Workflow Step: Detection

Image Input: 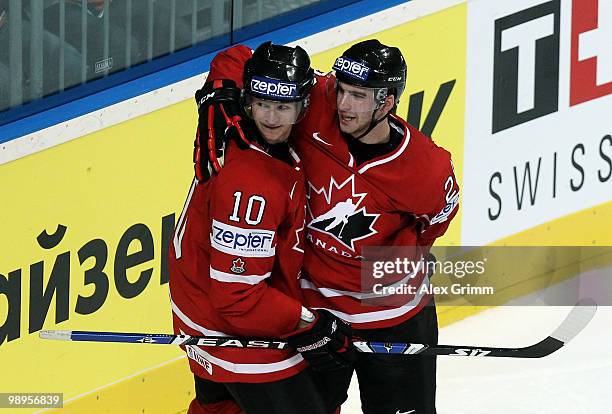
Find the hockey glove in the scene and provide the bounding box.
[284,309,356,372]
[193,79,249,183]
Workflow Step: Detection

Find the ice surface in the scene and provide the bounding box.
[343,303,611,413]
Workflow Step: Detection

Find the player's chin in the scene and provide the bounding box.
[338,121,356,135]
[339,122,366,138]
[261,126,291,144]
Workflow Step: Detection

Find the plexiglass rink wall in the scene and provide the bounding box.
[0,0,339,115]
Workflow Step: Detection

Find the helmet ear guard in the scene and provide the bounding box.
[374,88,389,108]
[295,95,311,123]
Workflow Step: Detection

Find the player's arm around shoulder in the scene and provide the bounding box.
[310,70,337,110]
[207,44,253,85]
[294,70,336,134]
[207,163,303,337]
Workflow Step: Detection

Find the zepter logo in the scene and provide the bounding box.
[211,220,275,257]
[333,57,371,81]
[250,76,298,99]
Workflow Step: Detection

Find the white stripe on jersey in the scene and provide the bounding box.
[301,275,430,323]
[289,146,301,163]
[173,178,197,259]
[186,340,304,374]
[313,300,424,324]
[210,267,271,285]
[300,272,427,300]
[170,294,230,337]
[357,118,411,174]
[171,294,304,374]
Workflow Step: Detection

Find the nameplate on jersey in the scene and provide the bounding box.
[211,220,276,257]
[430,193,459,225]
[333,57,370,81]
[251,76,298,100]
[186,345,213,375]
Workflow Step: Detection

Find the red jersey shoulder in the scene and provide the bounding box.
[402,119,452,175]
[365,116,456,214]
[312,72,333,96]
[222,142,301,187]
[392,120,453,188]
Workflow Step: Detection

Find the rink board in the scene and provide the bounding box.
[0,101,196,412]
[461,0,612,245]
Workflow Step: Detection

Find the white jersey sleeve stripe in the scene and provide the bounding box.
[186,341,304,374]
[357,118,411,174]
[300,275,429,300]
[170,293,230,337]
[172,300,304,374]
[210,267,271,285]
[313,301,424,324]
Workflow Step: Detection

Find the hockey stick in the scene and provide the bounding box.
[39,298,596,358]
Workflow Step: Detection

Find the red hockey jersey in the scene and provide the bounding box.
[294,73,459,329]
[205,45,460,330]
[168,138,308,383]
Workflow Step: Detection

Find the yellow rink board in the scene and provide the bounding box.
[0,101,197,413]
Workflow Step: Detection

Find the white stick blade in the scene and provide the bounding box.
[39,330,73,341]
[352,341,373,353]
[550,298,597,344]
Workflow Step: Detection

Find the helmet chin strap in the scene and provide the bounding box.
[353,107,389,141]
[351,88,393,141]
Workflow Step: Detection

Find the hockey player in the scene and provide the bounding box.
[169,42,354,414]
[295,39,459,414]
[197,39,459,414]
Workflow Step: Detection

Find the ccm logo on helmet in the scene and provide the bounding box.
[333,57,370,81]
[251,76,298,99]
[211,220,275,257]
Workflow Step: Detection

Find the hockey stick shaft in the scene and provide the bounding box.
[33,330,561,358]
[39,299,596,358]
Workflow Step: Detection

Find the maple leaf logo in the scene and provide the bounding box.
[306,175,379,251]
[230,258,246,274]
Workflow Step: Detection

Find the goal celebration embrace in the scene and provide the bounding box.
[39,37,599,414]
[176,37,460,414]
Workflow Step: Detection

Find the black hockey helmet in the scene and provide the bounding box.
[333,39,407,104]
[243,41,315,103]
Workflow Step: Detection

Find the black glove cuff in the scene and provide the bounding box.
[195,79,241,111]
